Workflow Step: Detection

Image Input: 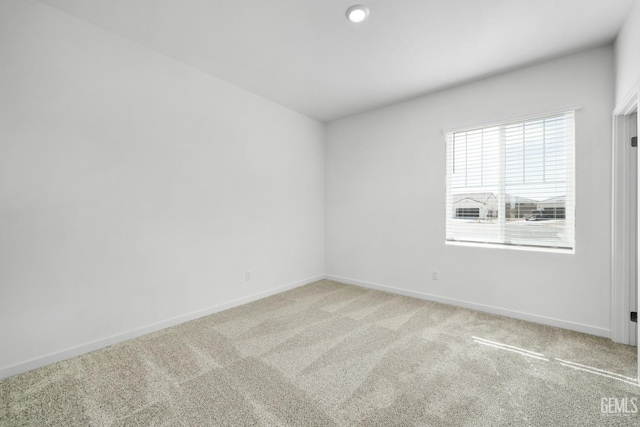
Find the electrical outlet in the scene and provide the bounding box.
[431,270,439,280]
[245,271,252,282]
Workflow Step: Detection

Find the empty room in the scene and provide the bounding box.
[2,0,640,425]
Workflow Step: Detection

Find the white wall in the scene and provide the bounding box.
[0,0,325,377]
[615,0,640,106]
[326,46,615,336]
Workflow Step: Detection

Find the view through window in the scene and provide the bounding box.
[445,111,575,250]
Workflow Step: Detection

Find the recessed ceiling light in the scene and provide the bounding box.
[346,5,370,23]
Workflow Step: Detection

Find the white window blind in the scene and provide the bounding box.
[445,111,575,250]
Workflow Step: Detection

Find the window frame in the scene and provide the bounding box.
[444,109,577,252]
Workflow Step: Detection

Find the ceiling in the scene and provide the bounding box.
[38,0,636,122]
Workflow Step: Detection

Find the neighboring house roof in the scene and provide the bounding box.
[452,192,498,205]
[453,192,538,205]
[538,195,565,204]
[505,195,538,205]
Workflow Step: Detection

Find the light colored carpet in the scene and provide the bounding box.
[1,280,639,426]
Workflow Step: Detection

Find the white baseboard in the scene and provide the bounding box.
[0,275,324,380]
[3,274,611,380]
[325,275,611,339]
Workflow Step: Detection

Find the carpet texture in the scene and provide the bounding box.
[1,280,639,426]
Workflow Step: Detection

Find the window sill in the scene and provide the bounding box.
[445,240,575,254]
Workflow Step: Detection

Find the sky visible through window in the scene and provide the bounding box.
[451,116,568,203]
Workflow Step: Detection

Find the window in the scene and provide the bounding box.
[445,111,575,250]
